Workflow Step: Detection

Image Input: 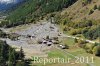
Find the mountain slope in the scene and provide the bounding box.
[0,0,99,40]
[0,0,77,27]
[60,0,100,21]
[54,0,100,40]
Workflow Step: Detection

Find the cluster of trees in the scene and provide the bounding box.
[82,0,92,6]
[0,0,77,28]
[0,29,7,38]
[0,40,29,66]
[83,43,100,56]
[83,26,100,40]
[93,5,100,11]
[55,16,100,40]
[75,39,100,56]
[0,29,20,41]
[89,5,100,15]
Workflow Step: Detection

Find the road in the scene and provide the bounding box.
[60,34,99,44]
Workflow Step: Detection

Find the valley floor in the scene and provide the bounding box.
[0,20,100,66]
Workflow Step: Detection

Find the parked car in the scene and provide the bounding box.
[58,44,69,49]
[47,42,52,46]
[43,40,47,44]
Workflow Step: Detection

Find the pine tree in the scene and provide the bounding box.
[12,49,16,65]
[8,48,16,66]
[0,40,10,66]
[94,5,97,10]
[8,48,12,66]
[19,47,25,60]
[16,61,25,66]
[0,44,4,66]
[98,25,100,43]
[98,5,100,11]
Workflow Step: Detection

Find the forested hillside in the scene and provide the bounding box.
[0,0,77,27]
[0,40,30,66]
[0,0,99,40]
[54,0,100,40]
[0,0,100,66]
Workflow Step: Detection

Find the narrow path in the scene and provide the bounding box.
[59,32,99,44]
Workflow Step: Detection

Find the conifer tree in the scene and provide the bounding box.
[8,48,15,66]
[98,5,100,10]
[94,5,97,10]
[19,47,25,60]
[0,44,4,66]
[16,61,25,66]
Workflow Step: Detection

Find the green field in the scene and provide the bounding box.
[32,37,100,66]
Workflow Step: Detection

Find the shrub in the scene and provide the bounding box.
[46,36,49,40]
[77,40,86,48]
[65,44,69,49]
[0,30,7,38]
[84,43,96,54]
[93,46,100,56]
[74,38,78,43]
[37,40,42,44]
[93,5,97,10]
[98,5,100,10]
[63,26,70,31]
[70,30,76,35]
[53,37,58,41]
[63,19,71,25]
[82,0,92,5]
[70,29,82,35]
[78,40,86,44]
[16,61,26,66]
[89,9,94,15]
